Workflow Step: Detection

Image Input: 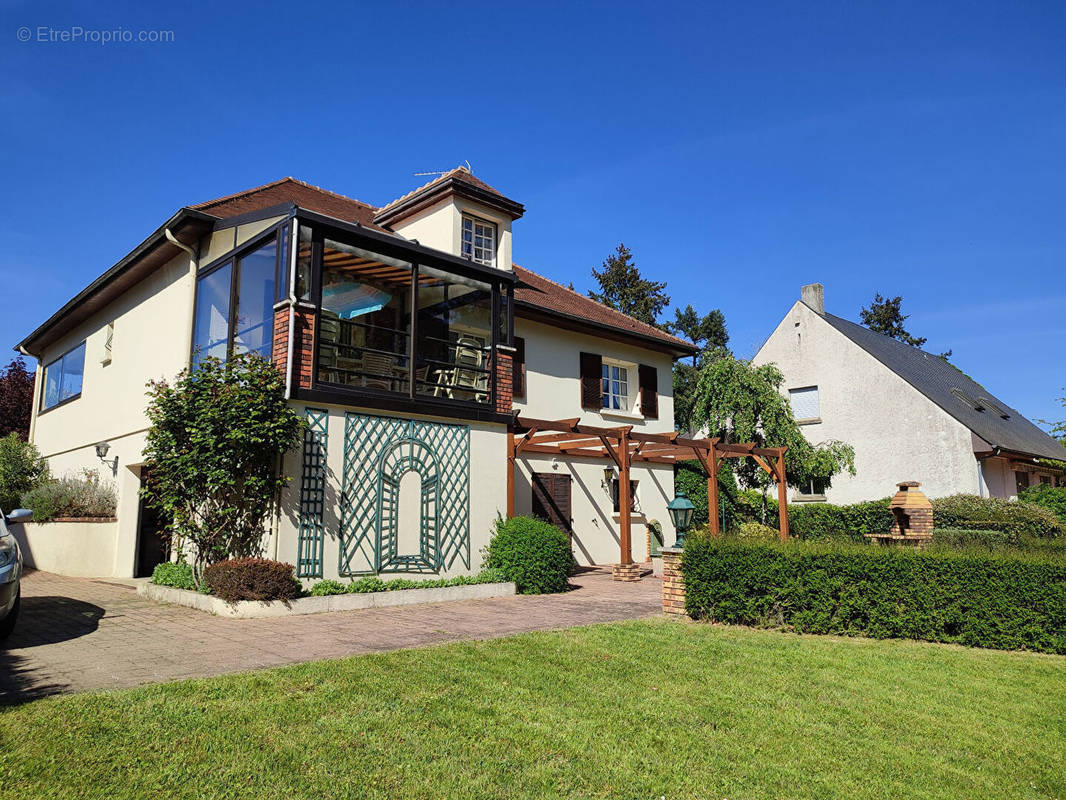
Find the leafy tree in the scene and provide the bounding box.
[0,433,48,513]
[666,305,731,433]
[860,293,951,358]
[0,357,35,440]
[141,354,304,583]
[1041,391,1066,445]
[588,243,669,326]
[691,357,855,492]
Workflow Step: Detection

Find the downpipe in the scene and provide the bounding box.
[164,227,199,367]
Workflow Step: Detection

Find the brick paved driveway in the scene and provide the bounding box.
[1,567,660,703]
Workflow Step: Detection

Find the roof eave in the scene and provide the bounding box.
[514,299,698,359]
[375,176,525,226]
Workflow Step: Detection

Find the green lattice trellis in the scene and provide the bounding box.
[297,408,328,578]
[340,413,470,575]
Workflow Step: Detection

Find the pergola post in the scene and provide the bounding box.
[618,428,632,565]
[775,448,789,541]
[707,445,720,536]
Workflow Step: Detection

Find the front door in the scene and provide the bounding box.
[531,473,573,539]
[135,490,170,579]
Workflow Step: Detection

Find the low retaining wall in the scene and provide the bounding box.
[9,519,120,578]
[138,580,517,619]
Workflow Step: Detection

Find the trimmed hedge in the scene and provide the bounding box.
[932,494,1061,538]
[309,570,509,596]
[931,527,1016,551]
[485,516,573,594]
[1019,484,1066,525]
[681,538,1066,654]
[203,558,300,603]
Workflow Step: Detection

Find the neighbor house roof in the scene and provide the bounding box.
[815,308,1066,462]
[513,265,696,356]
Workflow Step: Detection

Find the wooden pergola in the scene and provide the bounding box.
[507,414,790,565]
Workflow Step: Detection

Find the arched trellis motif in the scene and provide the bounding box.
[339,413,470,576]
[377,437,439,572]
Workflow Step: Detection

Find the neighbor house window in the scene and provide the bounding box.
[601,360,632,411]
[796,477,829,499]
[42,341,86,411]
[789,386,820,422]
[192,234,280,365]
[461,215,496,267]
[1014,471,1030,494]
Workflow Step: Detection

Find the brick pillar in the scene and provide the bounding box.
[495,344,515,415]
[661,547,686,615]
[292,307,316,390]
[272,306,290,374]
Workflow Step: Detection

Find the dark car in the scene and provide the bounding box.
[0,508,30,639]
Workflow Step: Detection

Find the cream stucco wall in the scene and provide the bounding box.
[271,404,509,581]
[753,301,981,504]
[514,318,676,433]
[10,520,121,577]
[390,197,513,272]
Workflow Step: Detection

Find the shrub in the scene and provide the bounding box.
[308,569,513,596]
[21,470,117,521]
[732,521,779,541]
[681,538,1066,654]
[151,561,197,590]
[932,494,1061,538]
[1019,485,1066,525]
[309,579,346,596]
[203,558,300,603]
[485,516,573,594]
[0,433,47,514]
[141,353,304,571]
[931,527,1016,551]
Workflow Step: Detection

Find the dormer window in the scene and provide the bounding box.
[462,215,496,267]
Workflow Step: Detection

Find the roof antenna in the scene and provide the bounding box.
[412,160,471,178]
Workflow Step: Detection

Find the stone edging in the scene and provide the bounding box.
[137,580,517,619]
[49,517,118,523]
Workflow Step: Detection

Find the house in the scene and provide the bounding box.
[753,283,1066,504]
[15,169,699,581]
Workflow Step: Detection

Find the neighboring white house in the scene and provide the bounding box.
[754,284,1066,505]
[15,169,695,580]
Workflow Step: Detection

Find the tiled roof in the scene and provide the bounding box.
[376,166,507,215]
[192,177,387,231]
[818,309,1066,461]
[513,265,696,354]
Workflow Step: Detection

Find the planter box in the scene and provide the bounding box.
[9,519,120,577]
[138,580,517,619]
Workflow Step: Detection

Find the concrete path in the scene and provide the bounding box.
[1,567,660,703]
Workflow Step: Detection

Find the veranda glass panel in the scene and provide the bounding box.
[233,240,276,360]
[192,263,232,364]
[318,239,411,392]
[414,266,492,404]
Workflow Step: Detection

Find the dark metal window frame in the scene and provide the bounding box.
[190,223,289,364]
[297,211,515,419]
[39,340,87,414]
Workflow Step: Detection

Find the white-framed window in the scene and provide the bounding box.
[789,385,820,422]
[461,215,496,267]
[601,359,632,412]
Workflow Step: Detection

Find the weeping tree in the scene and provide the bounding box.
[141,354,304,584]
[692,357,855,501]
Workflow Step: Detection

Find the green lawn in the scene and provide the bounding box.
[2,620,1063,799]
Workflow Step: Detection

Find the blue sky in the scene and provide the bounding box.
[2,0,1064,427]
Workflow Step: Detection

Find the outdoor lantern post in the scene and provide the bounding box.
[667,491,696,548]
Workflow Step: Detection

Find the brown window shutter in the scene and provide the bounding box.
[579,352,602,410]
[638,364,658,419]
[512,336,526,398]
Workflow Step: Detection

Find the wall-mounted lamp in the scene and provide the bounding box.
[95,441,118,477]
[602,465,616,488]
[550,457,558,470]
